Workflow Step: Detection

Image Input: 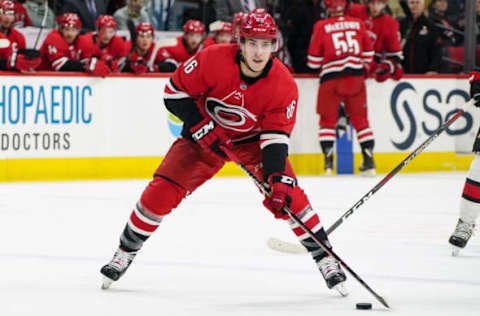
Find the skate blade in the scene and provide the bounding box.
[451,246,461,257]
[333,283,349,297]
[325,168,333,176]
[101,276,114,290]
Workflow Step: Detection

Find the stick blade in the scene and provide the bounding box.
[266,237,307,254]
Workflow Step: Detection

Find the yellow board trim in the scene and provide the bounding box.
[0,152,475,182]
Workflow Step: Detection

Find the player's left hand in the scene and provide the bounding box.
[86,57,111,77]
[263,173,296,220]
[190,118,233,159]
[374,62,390,82]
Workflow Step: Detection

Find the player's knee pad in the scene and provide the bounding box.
[288,186,311,216]
[460,155,480,222]
[140,176,186,216]
[468,155,480,181]
[349,115,369,132]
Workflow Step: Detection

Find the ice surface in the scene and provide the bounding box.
[1,172,479,315]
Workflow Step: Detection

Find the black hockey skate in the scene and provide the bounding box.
[449,218,475,256]
[100,248,137,289]
[359,150,376,176]
[324,154,334,175]
[317,256,348,296]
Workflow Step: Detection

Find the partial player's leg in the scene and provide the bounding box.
[449,155,480,256]
[342,76,375,175]
[101,138,224,288]
[236,143,347,295]
[317,79,343,174]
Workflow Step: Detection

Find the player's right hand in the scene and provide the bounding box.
[263,173,296,220]
[190,118,233,159]
[86,57,111,77]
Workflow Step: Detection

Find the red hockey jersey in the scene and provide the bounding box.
[39,30,94,71]
[3,27,25,52]
[85,32,128,61]
[13,2,32,27]
[470,72,480,83]
[164,44,298,148]
[0,32,13,59]
[158,36,215,67]
[347,4,402,62]
[307,15,373,82]
[125,40,163,68]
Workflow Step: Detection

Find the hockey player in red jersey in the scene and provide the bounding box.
[39,13,110,77]
[157,19,214,72]
[0,32,39,71]
[210,21,233,44]
[232,11,246,42]
[86,15,127,72]
[347,0,403,82]
[449,72,480,256]
[12,0,31,27]
[101,11,348,295]
[307,0,376,175]
[0,1,25,52]
[123,22,163,74]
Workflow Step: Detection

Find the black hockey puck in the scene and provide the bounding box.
[356,303,372,310]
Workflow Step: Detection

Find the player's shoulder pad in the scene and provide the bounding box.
[270,59,298,93]
[43,30,68,49]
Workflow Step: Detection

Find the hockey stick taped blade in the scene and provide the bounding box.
[267,237,308,254]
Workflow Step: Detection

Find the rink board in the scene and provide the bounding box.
[0,73,476,181]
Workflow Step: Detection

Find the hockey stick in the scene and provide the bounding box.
[33,0,49,50]
[268,99,475,254]
[223,148,390,309]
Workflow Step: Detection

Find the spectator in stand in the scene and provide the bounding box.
[156,19,214,72]
[86,15,127,72]
[0,1,25,52]
[11,0,32,27]
[39,13,110,77]
[0,32,40,71]
[477,0,480,43]
[209,20,233,44]
[113,0,151,30]
[24,0,56,28]
[399,0,442,74]
[428,0,458,46]
[61,0,107,32]
[123,22,162,74]
[287,0,326,73]
[215,0,266,22]
[107,0,126,15]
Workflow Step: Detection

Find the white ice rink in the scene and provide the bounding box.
[1,172,479,316]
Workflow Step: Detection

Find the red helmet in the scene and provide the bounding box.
[0,1,15,15]
[57,13,82,29]
[251,8,267,14]
[96,15,117,30]
[183,19,205,34]
[136,22,154,35]
[215,21,233,34]
[233,12,246,30]
[240,11,278,40]
[324,0,348,13]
